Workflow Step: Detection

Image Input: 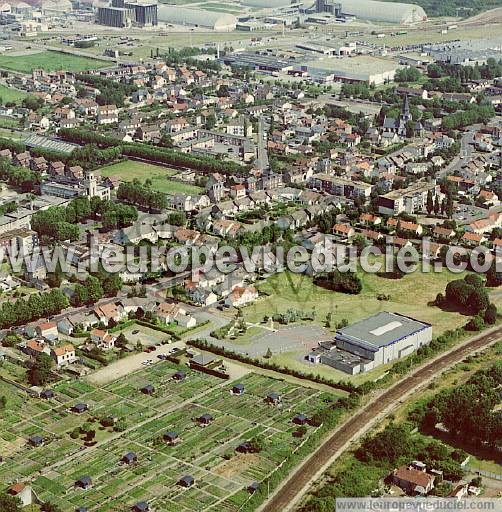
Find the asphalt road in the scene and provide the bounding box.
[259,325,502,512]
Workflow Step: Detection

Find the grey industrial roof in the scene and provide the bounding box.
[336,312,430,350]
[24,134,79,154]
[157,5,237,30]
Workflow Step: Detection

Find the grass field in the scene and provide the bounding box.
[99,160,203,196]
[0,364,336,511]
[235,268,476,384]
[243,268,469,334]
[0,51,108,73]
[0,83,27,104]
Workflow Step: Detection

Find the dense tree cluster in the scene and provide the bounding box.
[314,270,362,295]
[32,196,137,242]
[441,274,491,315]
[76,74,137,107]
[411,362,502,449]
[27,352,53,386]
[0,289,68,329]
[0,156,39,192]
[117,179,168,211]
[428,59,502,81]
[442,103,495,131]
[394,67,422,83]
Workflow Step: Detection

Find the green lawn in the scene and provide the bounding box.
[99,160,203,196]
[244,268,468,335]
[0,117,20,129]
[0,51,108,73]
[0,83,27,104]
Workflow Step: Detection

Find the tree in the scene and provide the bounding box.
[426,190,434,215]
[0,395,6,410]
[467,288,489,315]
[101,272,122,297]
[28,353,53,386]
[446,194,454,219]
[484,303,497,324]
[433,196,440,216]
[486,260,502,287]
[0,493,22,512]
[84,276,104,304]
[466,315,485,331]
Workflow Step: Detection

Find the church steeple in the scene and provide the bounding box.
[400,94,412,122]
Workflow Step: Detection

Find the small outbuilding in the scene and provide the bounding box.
[163,431,179,444]
[40,389,54,400]
[292,413,309,425]
[141,384,155,395]
[71,403,88,414]
[265,392,281,404]
[173,370,186,381]
[197,413,214,426]
[121,452,138,465]
[178,475,195,488]
[29,435,44,447]
[132,502,150,512]
[232,383,245,395]
[75,476,92,490]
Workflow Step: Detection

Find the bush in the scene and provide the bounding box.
[465,315,484,331]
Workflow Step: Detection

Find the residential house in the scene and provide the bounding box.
[392,465,435,496]
[90,328,116,350]
[94,302,126,326]
[50,344,76,367]
[332,223,355,240]
[36,321,58,342]
[225,285,258,308]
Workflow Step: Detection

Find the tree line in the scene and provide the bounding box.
[0,289,68,329]
[58,128,248,176]
[117,180,167,211]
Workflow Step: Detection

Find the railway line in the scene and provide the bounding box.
[260,326,502,512]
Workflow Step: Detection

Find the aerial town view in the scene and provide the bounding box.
[0,0,501,510]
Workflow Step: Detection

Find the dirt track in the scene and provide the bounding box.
[260,326,502,512]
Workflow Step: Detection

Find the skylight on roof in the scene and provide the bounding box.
[369,321,402,336]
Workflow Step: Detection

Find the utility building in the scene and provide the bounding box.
[308,312,432,375]
[335,312,432,368]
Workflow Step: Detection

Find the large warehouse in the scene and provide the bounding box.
[242,0,306,7]
[242,0,426,24]
[157,5,237,31]
[307,312,432,375]
[335,0,426,24]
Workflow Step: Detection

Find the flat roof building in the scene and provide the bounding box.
[335,312,432,373]
[157,5,236,31]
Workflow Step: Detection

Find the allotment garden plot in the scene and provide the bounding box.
[0,362,332,511]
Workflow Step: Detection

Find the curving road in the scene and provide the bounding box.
[259,325,502,512]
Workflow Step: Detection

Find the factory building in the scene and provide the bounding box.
[337,0,426,24]
[157,5,236,31]
[97,6,134,27]
[308,312,432,375]
[97,0,157,27]
[315,0,341,15]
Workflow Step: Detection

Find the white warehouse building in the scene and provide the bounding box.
[335,312,432,371]
[308,312,432,374]
[157,5,237,31]
[338,0,427,24]
[242,0,426,24]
